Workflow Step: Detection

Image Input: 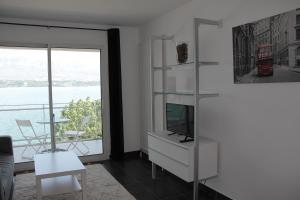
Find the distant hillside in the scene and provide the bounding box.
[0,80,100,88]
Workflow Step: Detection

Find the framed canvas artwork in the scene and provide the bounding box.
[233,8,300,83]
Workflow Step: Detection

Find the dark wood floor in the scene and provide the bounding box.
[102,156,231,200]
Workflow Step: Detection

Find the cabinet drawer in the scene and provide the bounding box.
[148,135,190,166]
[149,149,191,182]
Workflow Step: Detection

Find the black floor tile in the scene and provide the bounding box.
[102,157,230,200]
[160,193,210,200]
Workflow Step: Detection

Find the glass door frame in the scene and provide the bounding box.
[0,42,110,171]
[48,44,111,164]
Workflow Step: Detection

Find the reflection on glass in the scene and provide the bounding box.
[0,47,50,163]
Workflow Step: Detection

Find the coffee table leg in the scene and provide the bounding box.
[36,176,42,200]
[81,171,87,200]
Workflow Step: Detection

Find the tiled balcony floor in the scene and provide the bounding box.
[13,139,103,163]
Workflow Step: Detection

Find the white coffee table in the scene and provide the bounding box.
[34,151,86,200]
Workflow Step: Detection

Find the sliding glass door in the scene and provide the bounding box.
[51,48,103,156]
[0,45,104,164]
[0,46,51,163]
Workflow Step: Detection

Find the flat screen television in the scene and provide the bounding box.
[166,103,194,143]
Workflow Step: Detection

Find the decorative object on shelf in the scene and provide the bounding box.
[176,42,188,64]
[233,8,300,84]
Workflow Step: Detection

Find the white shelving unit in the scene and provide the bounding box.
[149,18,222,200]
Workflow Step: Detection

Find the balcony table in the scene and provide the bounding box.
[36,119,70,152]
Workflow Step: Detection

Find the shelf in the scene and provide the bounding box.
[198,91,219,98]
[153,61,219,70]
[41,175,81,196]
[153,91,219,98]
[153,91,194,96]
[199,61,219,65]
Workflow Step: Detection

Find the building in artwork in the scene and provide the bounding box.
[288,8,300,67]
[276,12,289,66]
[270,8,300,68]
[270,14,281,64]
[253,8,300,68]
[232,24,255,80]
[254,17,271,49]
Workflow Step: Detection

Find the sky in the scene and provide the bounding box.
[0,47,101,82]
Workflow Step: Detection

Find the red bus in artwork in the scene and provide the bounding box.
[256,44,273,76]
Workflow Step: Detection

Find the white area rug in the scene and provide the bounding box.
[13,164,136,200]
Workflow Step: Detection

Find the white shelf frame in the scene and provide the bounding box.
[150,18,222,200]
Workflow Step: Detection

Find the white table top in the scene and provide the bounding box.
[34,151,85,178]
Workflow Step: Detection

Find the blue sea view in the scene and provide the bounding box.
[0,86,101,144]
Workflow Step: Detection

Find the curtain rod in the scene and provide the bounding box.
[0,21,108,31]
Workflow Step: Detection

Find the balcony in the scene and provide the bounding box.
[0,101,103,163]
[13,139,103,163]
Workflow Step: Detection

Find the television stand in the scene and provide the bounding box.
[147,131,218,182]
[180,136,194,143]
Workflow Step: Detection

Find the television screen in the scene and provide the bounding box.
[166,103,194,139]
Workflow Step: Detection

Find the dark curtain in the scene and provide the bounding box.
[107,28,124,160]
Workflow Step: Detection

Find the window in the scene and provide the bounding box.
[297,15,300,25]
[297,47,300,56]
[297,29,300,41]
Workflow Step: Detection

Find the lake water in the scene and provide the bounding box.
[0,86,101,143]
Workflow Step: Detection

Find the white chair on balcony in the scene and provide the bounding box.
[64,116,90,155]
[16,119,48,160]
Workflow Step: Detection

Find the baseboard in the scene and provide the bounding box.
[198,183,232,200]
[124,151,141,159]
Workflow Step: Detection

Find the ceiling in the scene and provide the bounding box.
[0,0,191,26]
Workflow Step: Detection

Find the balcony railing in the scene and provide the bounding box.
[0,101,102,147]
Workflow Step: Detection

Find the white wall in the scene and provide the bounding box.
[120,27,141,152]
[0,18,141,153]
[139,0,300,199]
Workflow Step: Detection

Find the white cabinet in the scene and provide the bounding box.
[148,131,218,182]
